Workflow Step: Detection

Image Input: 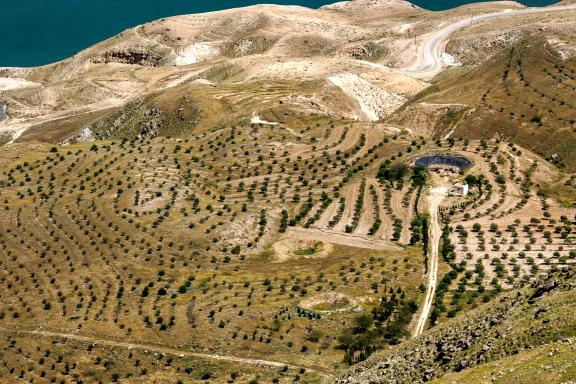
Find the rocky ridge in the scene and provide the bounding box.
[334,267,576,384]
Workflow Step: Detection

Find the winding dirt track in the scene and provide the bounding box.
[413,186,447,337]
[401,4,576,77]
[0,327,333,380]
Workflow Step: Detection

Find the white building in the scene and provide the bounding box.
[450,183,469,197]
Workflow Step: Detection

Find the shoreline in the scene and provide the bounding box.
[0,0,561,69]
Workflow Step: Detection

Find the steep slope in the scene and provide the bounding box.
[392,36,576,170]
[430,341,576,384]
[334,267,576,383]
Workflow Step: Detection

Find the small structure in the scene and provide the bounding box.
[449,183,469,197]
[429,164,460,176]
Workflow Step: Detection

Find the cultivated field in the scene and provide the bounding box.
[1,1,576,382]
[1,112,574,381]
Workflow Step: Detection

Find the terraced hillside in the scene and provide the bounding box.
[397,38,576,171]
[1,113,575,382]
[334,267,576,384]
[0,124,430,383]
[1,1,576,383]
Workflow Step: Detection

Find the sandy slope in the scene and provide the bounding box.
[0,77,40,91]
[1,1,574,143]
[328,73,406,121]
[174,43,220,66]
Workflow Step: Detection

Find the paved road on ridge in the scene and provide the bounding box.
[408,3,576,337]
[401,4,576,77]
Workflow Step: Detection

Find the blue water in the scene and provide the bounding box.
[0,0,559,68]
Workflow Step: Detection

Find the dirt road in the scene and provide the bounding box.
[287,227,402,251]
[413,186,447,337]
[0,327,333,380]
[401,4,576,78]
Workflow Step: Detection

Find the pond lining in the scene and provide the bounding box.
[415,154,472,169]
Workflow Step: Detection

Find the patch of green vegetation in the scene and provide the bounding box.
[349,41,390,63]
[337,288,419,365]
[294,246,320,256]
[255,248,274,260]
[433,107,468,138]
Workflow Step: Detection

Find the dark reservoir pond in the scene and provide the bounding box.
[415,155,472,169]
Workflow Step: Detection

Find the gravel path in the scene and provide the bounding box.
[414,185,447,337]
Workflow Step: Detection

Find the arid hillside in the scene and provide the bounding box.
[1,1,576,383]
[334,267,576,384]
[4,0,573,150]
[394,37,576,171]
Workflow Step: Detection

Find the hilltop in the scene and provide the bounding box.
[0,2,535,136]
[1,1,574,164]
